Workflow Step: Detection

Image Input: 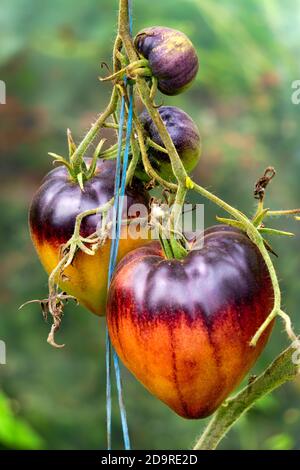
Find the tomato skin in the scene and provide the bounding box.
[29,160,149,316]
[140,106,201,181]
[135,27,199,95]
[107,226,274,418]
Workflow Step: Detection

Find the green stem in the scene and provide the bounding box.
[171,184,187,228]
[136,77,187,183]
[193,343,299,450]
[99,142,125,159]
[191,182,282,346]
[267,209,300,217]
[169,184,188,259]
[147,138,168,154]
[100,59,150,82]
[70,87,119,172]
[103,122,126,130]
[113,34,123,73]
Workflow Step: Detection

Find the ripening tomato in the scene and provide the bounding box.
[29,160,149,315]
[140,106,201,181]
[134,26,199,95]
[107,225,274,418]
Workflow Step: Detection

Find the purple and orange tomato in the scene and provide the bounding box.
[29,159,149,316]
[107,226,274,418]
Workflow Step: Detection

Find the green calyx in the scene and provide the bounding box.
[159,232,188,261]
[99,58,152,83]
[49,130,107,190]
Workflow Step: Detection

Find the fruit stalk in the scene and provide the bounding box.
[193,343,299,450]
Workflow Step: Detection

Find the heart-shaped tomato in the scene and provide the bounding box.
[29,159,149,316]
[107,226,274,418]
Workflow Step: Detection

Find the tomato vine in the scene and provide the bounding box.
[27,0,300,450]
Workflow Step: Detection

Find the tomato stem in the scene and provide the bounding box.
[70,87,119,176]
[267,208,300,217]
[99,59,150,83]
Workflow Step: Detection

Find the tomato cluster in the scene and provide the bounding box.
[30,24,274,419]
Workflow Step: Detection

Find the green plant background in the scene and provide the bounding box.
[0,0,300,450]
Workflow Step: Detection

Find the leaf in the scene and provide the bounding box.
[76,172,85,191]
[264,433,294,451]
[159,233,174,260]
[67,128,77,157]
[87,138,106,178]
[0,392,44,449]
[259,227,295,237]
[252,208,269,227]
[170,237,188,260]
[216,216,244,230]
[48,153,73,173]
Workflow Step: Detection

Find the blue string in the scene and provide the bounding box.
[105,87,126,452]
[111,88,133,451]
[113,89,134,270]
[105,330,112,450]
[113,350,130,449]
[109,98,126,267]
[105,0,133,450]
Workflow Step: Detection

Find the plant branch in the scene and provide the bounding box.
[193,343,299,450]
[267,209,300,217]
[70,87,119,171]
[190,182,283,347]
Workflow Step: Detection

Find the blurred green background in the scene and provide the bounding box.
[0,0,300,450]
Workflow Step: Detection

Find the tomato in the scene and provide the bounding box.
[107,226,274,418]
[140,106,201,181]
[134,26,199,95]
[29,159,149,316]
